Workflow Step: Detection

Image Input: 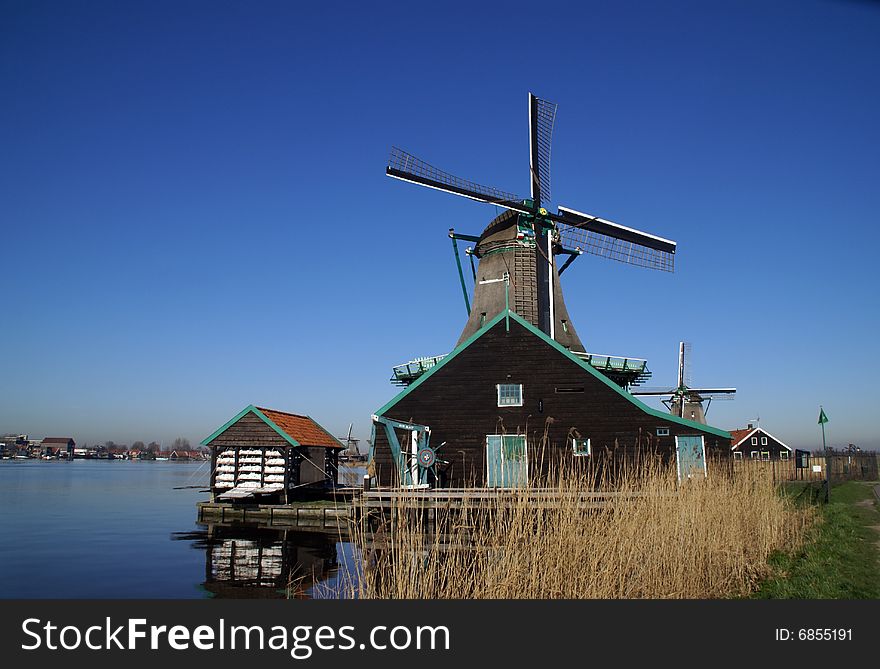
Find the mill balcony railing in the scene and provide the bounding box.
[391,351,651,388]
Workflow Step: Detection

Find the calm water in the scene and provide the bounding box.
[0,460,354,598]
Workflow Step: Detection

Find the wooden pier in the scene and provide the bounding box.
[197,500,352,534]
[197,487,643,536]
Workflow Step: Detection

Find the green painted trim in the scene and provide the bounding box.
[374,311,509,417]
[201,404,258,445]
[374,310,731,440]
[252,406,303,448]
[450,234,471,316]
[200,404,302,448]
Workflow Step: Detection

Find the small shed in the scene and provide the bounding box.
[40,437,75,458]
[202,405,344,502]
[729,425,792,461]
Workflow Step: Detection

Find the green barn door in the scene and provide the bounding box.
[486,435,528,488]
[675,435,706,481]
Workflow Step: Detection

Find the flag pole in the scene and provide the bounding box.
[819,405,829,503]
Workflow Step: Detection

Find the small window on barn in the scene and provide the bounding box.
[555,386,584,394]
[733,451,743,460]
[760,451,770,461]
[497,383,523,407]
[780,451,789,460]
[761,436,768,446]
[656,427,670,436]
[750,450,759,459]
[751,436,758,446]
[572,438,591,457]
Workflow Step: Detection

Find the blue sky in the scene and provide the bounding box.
[1,0,878,450]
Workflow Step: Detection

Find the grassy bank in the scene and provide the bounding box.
[753,481,880,599]
[342,461,810,599]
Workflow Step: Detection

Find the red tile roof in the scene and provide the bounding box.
[257,407,343,449]
[728,428,755,449]
[41,437,74,444]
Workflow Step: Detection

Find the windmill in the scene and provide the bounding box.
[337,423,361,461]
[386,93,677,357]
[631,342,736,423]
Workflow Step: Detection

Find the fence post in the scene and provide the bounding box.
[822,448,831,504]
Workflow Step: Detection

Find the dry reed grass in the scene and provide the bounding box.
[338,455,812,599]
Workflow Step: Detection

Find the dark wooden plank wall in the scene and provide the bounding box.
[207,411,290,449]
[300,446,329,485]
[374,318,730,487]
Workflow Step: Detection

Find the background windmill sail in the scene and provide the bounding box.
[386,92,678,357]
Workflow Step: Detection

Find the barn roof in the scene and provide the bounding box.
[374,310,731,440]
[41,437,74,444]
[201,405,344,449]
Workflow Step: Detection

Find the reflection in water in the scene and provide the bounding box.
[173,526,359,599]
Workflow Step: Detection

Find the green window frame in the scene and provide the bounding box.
[572,438,591,457]
[497,383,523,407]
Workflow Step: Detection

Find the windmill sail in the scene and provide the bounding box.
[387,147,528,212]
[529,94,557,205]
[554,206,676,272]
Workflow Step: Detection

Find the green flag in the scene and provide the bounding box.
[818,407,829,425]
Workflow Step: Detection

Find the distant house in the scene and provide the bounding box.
[170,450,206,461]
[729,425,792,461]
[202,405,344,503]
[40,437,75,458]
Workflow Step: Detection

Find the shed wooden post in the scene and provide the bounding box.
[210,445,218,501]
[283,448,291,505]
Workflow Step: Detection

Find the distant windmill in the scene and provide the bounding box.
[337,423,361,460]
[386,93,677,356]
[631,342,736,423]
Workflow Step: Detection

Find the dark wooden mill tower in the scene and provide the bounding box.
[387,93,677,359]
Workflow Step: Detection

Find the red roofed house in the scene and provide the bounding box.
[202,405,344,503]
[729,423,792,461]
[40,437,75,459]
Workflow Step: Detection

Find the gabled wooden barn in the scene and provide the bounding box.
[202,405,344,503]
[728,425,792,461]
[369,311,731,488]
[40,437,75,458]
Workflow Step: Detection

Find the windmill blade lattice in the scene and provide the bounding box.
[557,222,675,272]
[532,96,557,202]
[387,147,528,212]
